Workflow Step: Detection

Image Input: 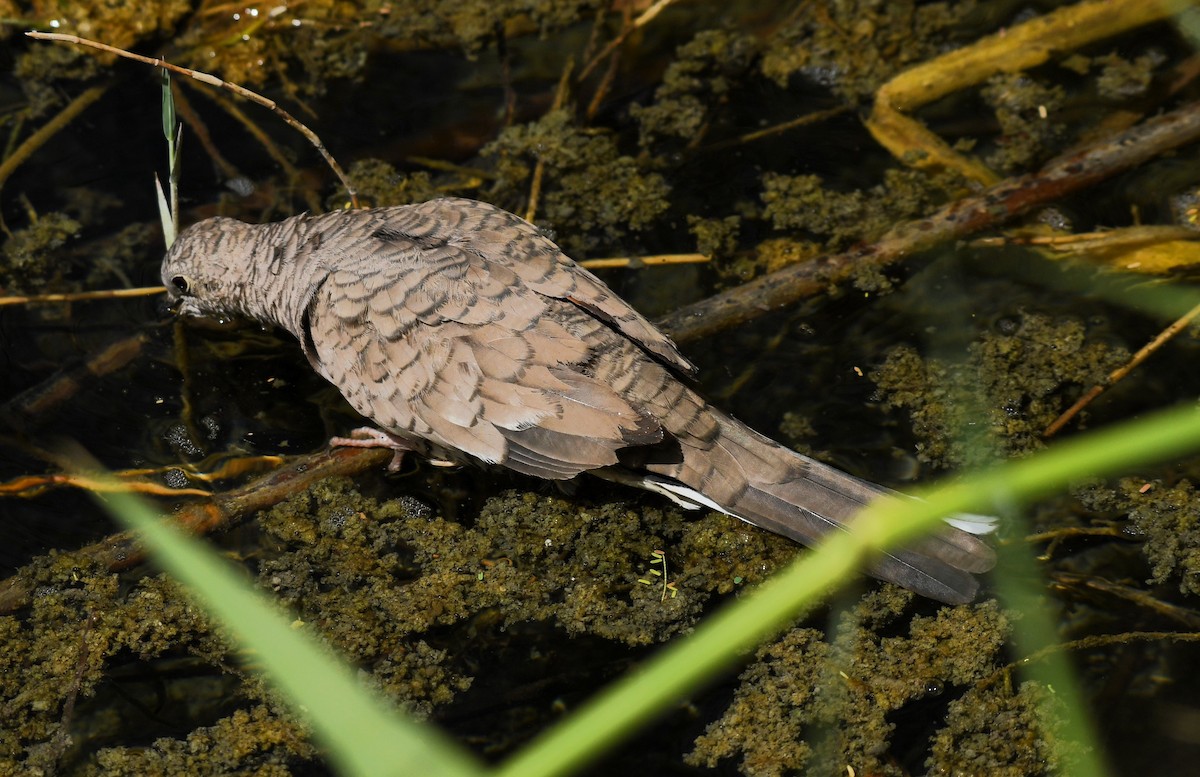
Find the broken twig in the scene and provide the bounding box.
[1042,300,1200,437]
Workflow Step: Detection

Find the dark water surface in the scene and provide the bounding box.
[3,2,1200,775]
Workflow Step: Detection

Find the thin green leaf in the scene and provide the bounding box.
[171,123,183,177]
[160,68,175,143]
[91,484,485,777]
[169,124,182,239]
[155,173,175,250]
[497,401,1200,777]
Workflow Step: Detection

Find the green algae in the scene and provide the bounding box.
[687,214,741,261]
[872,311,1130,469]
[258,476,797,650]
[760,167,960,252]
[11,0,186,116]
[0,472,801,768]
[1094,50,1166,100]
[629,28,758,148]
[980,73,1068,173]
[0,552,244,774]
[719,236,823,285]
[12,42,104,120]
[87,705,316,776]
[0,212,79,293]
[687,592,1019,777]
[759,1,978,101]
[23,0,191,55]
[339,160,441,210]
[1078,477,1200,598]
[929,680,1081,777]
[0,473,1016,773]
[483,108,671,254]
[1061,49,1166,101]
[2,1,1196,774]
[163,1,598,93]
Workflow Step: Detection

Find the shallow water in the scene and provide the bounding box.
[2,2,1200,775]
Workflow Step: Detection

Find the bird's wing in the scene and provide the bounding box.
[302,201,672,478]
[388,198,696,375]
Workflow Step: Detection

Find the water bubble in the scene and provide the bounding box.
[163,468,190,489]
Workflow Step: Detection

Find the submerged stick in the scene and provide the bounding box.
[578,0,678,81]
[658,100,1200,344]
[524,57,574,224]
[0,332,149,432]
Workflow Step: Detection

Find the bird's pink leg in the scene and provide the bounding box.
[330,427,412,471]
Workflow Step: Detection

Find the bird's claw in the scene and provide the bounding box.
[330,427,411,471]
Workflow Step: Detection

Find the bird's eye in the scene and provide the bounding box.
[170,275,191,294]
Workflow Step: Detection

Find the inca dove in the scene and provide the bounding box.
[162,197,994,603]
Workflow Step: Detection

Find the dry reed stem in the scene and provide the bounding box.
[700,106,852,154]
[866,0,1190,184]
[580,253,707,269]
[25,31,359,208]
[0,287,164,306]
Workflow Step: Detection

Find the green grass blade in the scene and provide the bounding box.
[160,69,175,144]
[92,485,485,777]
[158,67,180,246]
[497,401,1200,777]
[994,515,1111,776]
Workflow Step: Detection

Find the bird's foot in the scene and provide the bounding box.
[330,427,412,471]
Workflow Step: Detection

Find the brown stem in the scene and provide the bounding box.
[195,83,324,214]
[495,21,517,128]
[1049,573,1200,630]
[578,0,678,81]
[585,31,623,122]
[170,84,243,183]
[698,105,852,154]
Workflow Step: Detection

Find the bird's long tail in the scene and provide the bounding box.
[622,405,995,604]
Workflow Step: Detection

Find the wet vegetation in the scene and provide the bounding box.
[2,0,1200,774]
